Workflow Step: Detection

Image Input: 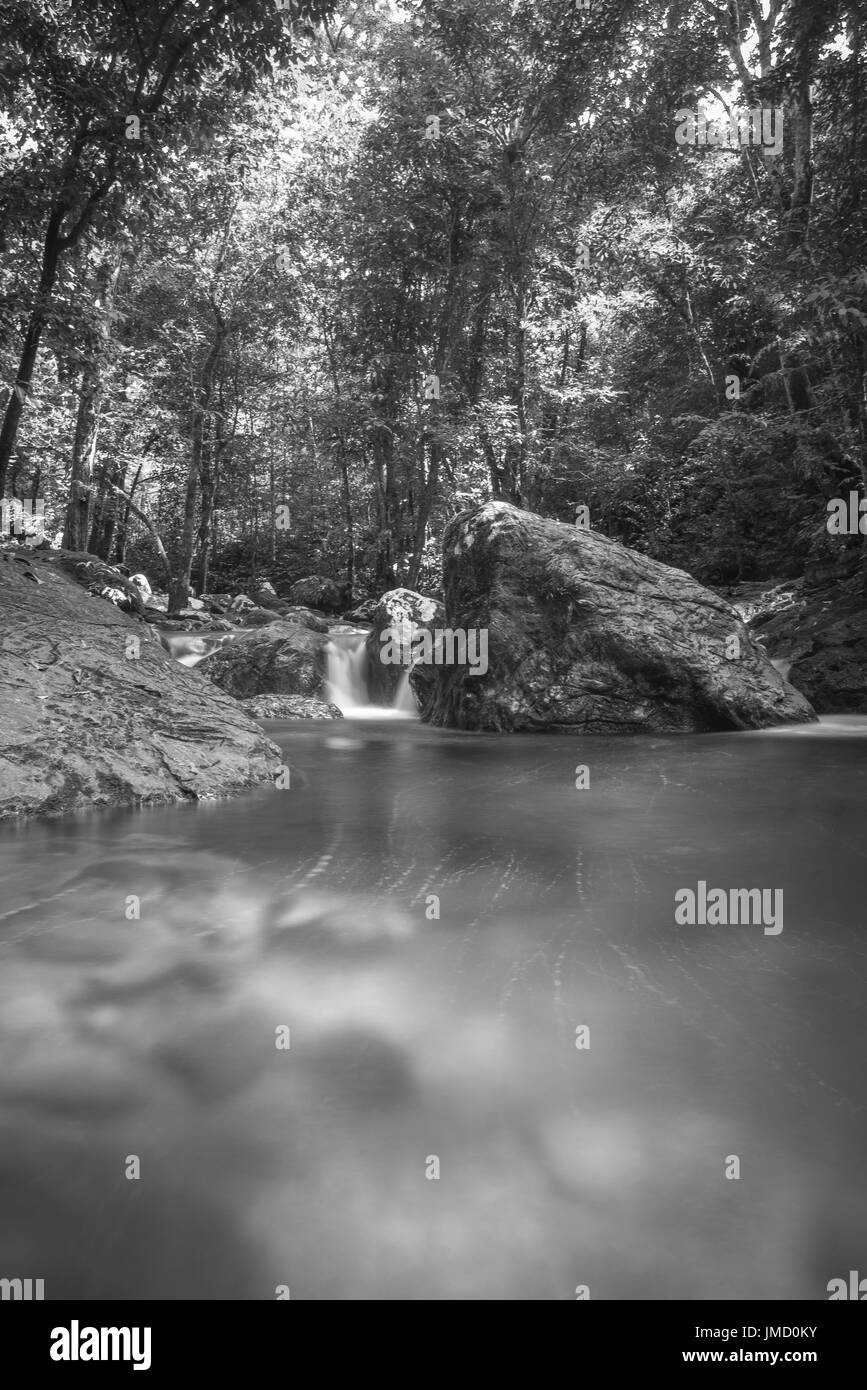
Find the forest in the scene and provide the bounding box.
[2,0,864,610]
[1,0,867,1318]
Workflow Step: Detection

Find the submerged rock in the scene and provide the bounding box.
[418,501,816,733]
[0,546,281,821]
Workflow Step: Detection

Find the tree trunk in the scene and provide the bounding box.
[106,479,171,582]
[196,408,222,595]
[338,446,355,597]
[788,75,814,248]
[89,460,124,558]
[63,256,123,549]
[109,462,139,564]
[407,437,440,590]
[0,212,64,496]
[65,381,101,550]
[169,325,224,612]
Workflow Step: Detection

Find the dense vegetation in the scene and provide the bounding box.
[1,0,865,608]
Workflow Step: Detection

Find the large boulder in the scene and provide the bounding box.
[288,575,349,614]
[0,546,281,821]
[198,621,329,699]
[416,502,816,733]
[365,588,445,704]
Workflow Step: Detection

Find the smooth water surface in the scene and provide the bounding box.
[1,717,865,1299]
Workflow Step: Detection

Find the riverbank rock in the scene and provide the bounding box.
[0,547,282,821]
[239,695,343,719]
[365,588,445,704]
[198,621,329,699]
[288,576,350,614]
[417,502,816,733]
[743,559,867,713]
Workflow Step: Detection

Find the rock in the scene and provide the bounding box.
[229,604,327,632]
[250,588,286,614]
[157,616,210,632]
[239,695,344,719]
[229,594,254,611]
[128,572,152,598]
[281,607,330,633]
[238,606,287,627]
[200,592,232,613]
[365,588,445,704]
[0,548,282,821]
[345,599,377,622]
[288,575,350,614]
[416,501,816,733]
[747,568,867,713]
[198,621,330,699]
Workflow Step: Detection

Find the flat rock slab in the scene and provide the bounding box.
[0,547,281,821]
[419,501,817,733]
[239,695,343,719]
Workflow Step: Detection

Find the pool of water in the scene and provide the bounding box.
[1,716,865,1299]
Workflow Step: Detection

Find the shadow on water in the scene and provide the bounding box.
[1,716,866,1298]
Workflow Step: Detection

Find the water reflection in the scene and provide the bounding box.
[1,718,866,1299]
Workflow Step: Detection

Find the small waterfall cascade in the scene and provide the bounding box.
[158,630,235,667]
[325,631,418,718]
[161,625,418,718]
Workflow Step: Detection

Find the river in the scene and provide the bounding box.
[1,710,865,1299]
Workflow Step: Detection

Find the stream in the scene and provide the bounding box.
[1,630,865,1299]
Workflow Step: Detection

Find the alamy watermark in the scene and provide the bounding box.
[826,492,867,535]
[675,881,783,935]
[827,1270,867,1299]
[675,106,783,159]
[380,624,488,676]
[50,1321,151,1371]
[0,1276,44,1299]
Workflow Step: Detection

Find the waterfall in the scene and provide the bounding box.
[158,630,234,666]
[325,632,417,718]
[162,625,418,718]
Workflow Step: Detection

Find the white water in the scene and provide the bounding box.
[161,624,416,717]
[325,632,418,719]
[159,630,235,667]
